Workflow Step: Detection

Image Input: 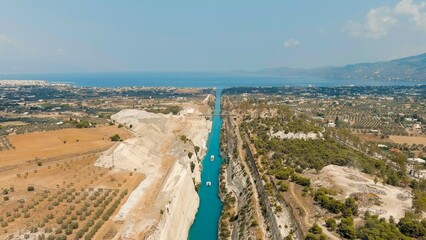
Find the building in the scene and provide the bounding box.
[408,157,426,164]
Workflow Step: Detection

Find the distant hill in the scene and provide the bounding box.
[258,53,426,82]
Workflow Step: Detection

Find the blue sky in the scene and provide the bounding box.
[1,0,426,72]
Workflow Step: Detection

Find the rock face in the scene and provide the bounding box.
[95,108,211,240]
[270,131,322,140]
[146,160,199,240]
[218,110,271,240]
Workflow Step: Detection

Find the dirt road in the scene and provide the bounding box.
[289,183,340,240]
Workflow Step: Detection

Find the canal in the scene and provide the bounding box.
[188,89,223,240]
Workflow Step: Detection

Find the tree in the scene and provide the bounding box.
[304,232,319,240]
[110,134,121,142]
[344,197,358,216]
[386,171,400,186]
[412,190,426,212]
[389,216,396,225]
[358,214,409,240]
[338,217,356,239]
[325,218,336,231]
[397,212,426,238]
[309,223,322,234]
[180,135,188,143]
[291,174,311,187]
[393,152,408,182]
[75,120,90,128]
[194,146,200,155]
[188,152,193,159]
[190,162,195,173]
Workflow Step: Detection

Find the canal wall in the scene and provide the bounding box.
[146,160,200,240]
[218,99,269,240]
[243,141,284,240]
[243,135,303,240]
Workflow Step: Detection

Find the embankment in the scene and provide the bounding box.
[95,105,212,240]
[218,98,269,240]
[219,96,302,240]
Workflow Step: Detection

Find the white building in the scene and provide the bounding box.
[327,122,336,128]
[408,158,426,164]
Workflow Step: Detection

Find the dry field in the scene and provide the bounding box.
[0,125,131,168]
[0,126,145,240]
[389,135,426,145]
[174,88,204,94]
[355,133,390,143]
[0,121,28,127]
[355,133,426,146]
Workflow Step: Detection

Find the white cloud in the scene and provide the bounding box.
[344,7,397,39]
[284,39,300,48]
[344,0,426,39]
[395,0,426,30]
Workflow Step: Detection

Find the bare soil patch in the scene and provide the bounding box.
[0,126,131,167]
[0,121,28,126]
[355,133,391,143]
[356,134,426,146]
[174,88,203,94]
[305,165,412,221]
[389,135,426,145]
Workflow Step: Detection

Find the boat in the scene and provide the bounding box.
[210,155,214,161]
[206,181,212,186]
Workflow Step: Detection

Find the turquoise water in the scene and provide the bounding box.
[188,89,223,240]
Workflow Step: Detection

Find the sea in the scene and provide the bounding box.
[0,72,424,88]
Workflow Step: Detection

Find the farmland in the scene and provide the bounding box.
[389,135,426,145]
[223,85,425,137]
[0,126,144,240]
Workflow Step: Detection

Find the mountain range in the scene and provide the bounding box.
[256,53,426,82]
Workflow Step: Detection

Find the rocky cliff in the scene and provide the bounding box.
[94,107,211,240]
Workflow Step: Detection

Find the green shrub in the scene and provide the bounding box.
[338,217,356,239]
[110,134,121,142]
[309,223,322,235]
[325,218,336,231]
